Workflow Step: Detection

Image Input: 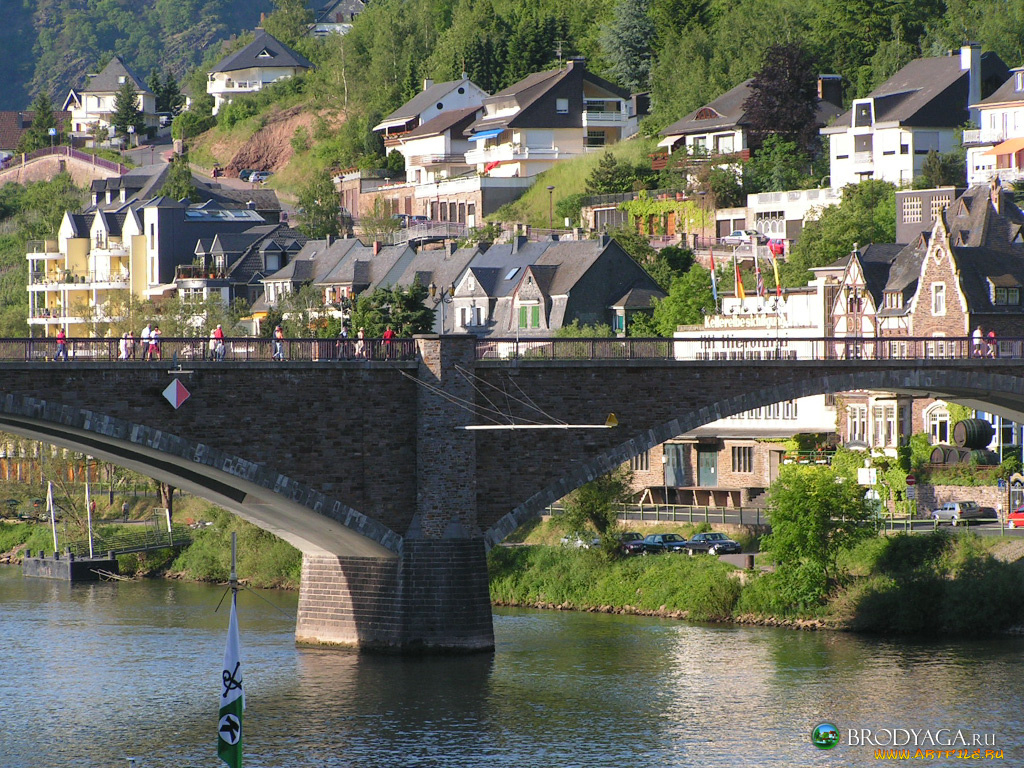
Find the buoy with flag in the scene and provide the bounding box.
[218,532,245,768]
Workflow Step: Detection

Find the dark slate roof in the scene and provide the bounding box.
[0,111,71,152]
[315,0,365,22]
[826,52,1009,130]
[975,68,1024,107]
[378,79,471,125]
[879,236,929,316]
[612,287,662,309]
[211,30,313,75]
[194,180,281,213]
[83,56,151,95]
[380,244,480,294]
[466,61,628,134]
[404,106,480,139]
[856,243,907,307]
[660,79,843,137]
[224,224,308,284]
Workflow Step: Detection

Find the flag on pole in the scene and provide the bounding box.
[218,592,244,768]
[769,251,782,298]
[708,246,718,305]
[755,253,767,299]
[733,250,745,299]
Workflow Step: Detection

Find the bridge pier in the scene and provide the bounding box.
[295,336,495,652]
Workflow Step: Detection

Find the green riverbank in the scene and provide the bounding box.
[4,510,1024,636]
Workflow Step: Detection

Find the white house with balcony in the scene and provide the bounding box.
[822,45,1008,188]
[63,57,157,139]
[965,67,1024,184]
[373,76,488,144]
[207,29,313,115]
[463,58,633,179]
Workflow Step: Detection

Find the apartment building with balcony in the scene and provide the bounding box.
[27,200,266,337]
[822,45,1008,188]
[965,67,1024,185]
[464,58,634,179]
[207,29,313,115]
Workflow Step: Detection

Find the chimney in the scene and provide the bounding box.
[326,233,333,247]
[962,43,982,125]
[567,56,586,71]
[512,235,528,253]
[817,75,843,109]
[599,232,610,247]
[423,78,434,91]
[991,178,1003,213]
[447,241,457,256]
[373,240,381,255]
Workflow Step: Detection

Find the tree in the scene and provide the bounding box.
[280,283,338,338]
[350,281,433,337]
[297,169,342,239]
[586,152,657,195]
[743,135,816,194]
[159,154,200,202]
[110,78,145,145]
[645,245,694,290]
[914,150,966,189]
[16,92,58,153]
[601,0,656,92]
[649,265,714,335]
[761,464,872,605]
[262,0,315,49]
[743,43,821,155]
[560,466,635,555]
[360,195,400,242]
[783,179,896,285]
[555,319,615,337]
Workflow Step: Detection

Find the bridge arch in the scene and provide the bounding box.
[482,365,1024,547]
[0,392,399,558]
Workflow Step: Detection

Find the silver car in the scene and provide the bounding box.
[930,500,985,526]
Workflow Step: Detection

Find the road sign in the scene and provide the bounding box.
[48,128,56,136]
[906,474,916,486]
[906,486,917,500]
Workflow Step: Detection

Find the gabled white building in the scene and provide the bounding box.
[207,30,313,115]
[965,67,1024,185]
[63,57,157,139]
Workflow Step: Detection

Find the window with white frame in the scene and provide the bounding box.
[994,286,1021,305]
[872,405,897,447]
[928,407,949,444]
[931,283,945,315]
[555,98,569,114]
[731,446,753,473]
[902,197,922,223]
[848,405,868,442]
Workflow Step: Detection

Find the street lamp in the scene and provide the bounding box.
[547,185,555,230]
[429,281,454,334]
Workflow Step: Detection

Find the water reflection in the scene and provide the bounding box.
[1,568,1022,768]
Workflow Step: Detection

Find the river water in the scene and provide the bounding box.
[1,566,1022,768]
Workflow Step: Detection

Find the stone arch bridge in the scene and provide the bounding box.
[3,336,1023,652]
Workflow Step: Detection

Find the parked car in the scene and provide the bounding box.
[767,237,785,256]
[721,229,767,246]
[238,169,257,182]
[393,213,411,227]
[618,531,646,556]
[929,500,989,526]
[250,171,273,183]
[1005,504,1024,529]
[683,532,742,555]
[641,532,688,554]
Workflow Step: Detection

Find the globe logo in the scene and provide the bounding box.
[812,722,840,750]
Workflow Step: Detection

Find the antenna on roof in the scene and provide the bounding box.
[555,40,564,68]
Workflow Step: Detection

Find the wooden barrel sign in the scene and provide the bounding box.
[968,449,1000,465]
[930,446,949,464]
[952,418,994,448]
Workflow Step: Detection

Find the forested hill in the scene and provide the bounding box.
[0,0,275,111]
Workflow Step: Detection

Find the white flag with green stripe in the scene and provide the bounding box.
[218,592,244,768]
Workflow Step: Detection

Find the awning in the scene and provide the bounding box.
[373,116,415,132]
[143,283,177,298]
[984,137,1024,156]
[657,134,683,149]
[469,128,504,142]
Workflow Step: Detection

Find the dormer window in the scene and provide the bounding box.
[118,76,126,84]
[257,49,274,58]
[854,101,873,127]
[995,287,1020,305]
[883,291,903,309]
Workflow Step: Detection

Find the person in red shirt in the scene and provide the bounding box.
[54,327,68,362]
[273,325,285,361]
[382,325,396,359]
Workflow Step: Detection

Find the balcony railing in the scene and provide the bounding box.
[28,269,130,287]
[409,154,471,166]
[26,241,60,256]
[175,265,227,280]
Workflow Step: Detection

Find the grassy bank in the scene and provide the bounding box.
[491,521,1024,636]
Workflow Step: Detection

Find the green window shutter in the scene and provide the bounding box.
[519,306,527,328]
[531,305,540,328]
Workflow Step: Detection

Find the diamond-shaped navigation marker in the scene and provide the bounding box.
[162,378,191,409]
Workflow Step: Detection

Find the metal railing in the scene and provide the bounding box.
[476,336,1024,362]
[2,145,128,174]
[61,521,194,559]
[3,336,419,362]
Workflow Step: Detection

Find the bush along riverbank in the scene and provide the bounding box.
[488,531,1024,637]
